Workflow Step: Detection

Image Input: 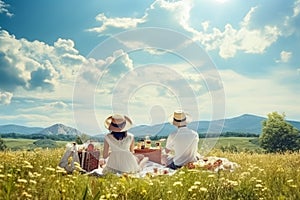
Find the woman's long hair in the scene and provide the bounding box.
[111,131,127,140]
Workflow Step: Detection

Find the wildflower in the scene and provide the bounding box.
[200,187,208,192]
[33,172,41,177]
[18,179,28,183]
[0,174,5,178]
[255,184,263,188]
[228,180,239,186]
[208,174,215,178]
[29,180,37,185]
[22,191,32,198]
[140,189,147,195]
[56,166,66,171]
[46,167,55,172]
[287,179,293,183]
[173,181,183,186]
[24,165,33,169]
[219,177,225,181]
[189,185,198,191]
[194,181,201,185]
[167,190,172,194]
[23,161,31,165]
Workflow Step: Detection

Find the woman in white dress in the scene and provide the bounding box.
[102,114,148,174]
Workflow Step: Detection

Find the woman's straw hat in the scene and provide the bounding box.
[168,110,191,127]
[104,114,133,132]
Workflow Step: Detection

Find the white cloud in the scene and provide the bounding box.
[87,13,146,33]
[276,51,292,63]
[240,6,257,27]
[88,0,193,35]
[113,49,134,70]
[88,1,284,59]
[192,7,281,59]
[0,0,13,17]
[0,91,13,105]
[0,30,85,92]
[293,0,300,17]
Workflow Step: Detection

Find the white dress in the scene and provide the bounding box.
[103,132,140,174]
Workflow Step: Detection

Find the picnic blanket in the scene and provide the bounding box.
[85,156,239,177]
[87,160,176,177]
[58,142,239,176]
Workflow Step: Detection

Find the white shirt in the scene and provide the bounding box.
[166,127,199,166]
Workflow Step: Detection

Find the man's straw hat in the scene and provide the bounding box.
[168,110,191,127]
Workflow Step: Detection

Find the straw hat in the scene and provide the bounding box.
[104,114,133,132]
[168,110,191,127]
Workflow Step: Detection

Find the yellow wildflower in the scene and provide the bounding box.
[194,181,201,185]
[46,167,55,172]
[173,181,183,186]
[18,179,28,183]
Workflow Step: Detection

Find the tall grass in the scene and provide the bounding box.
[0,148,299,199]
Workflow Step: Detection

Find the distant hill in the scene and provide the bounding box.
[129,114,300,137]
[188,114,267,134]
[38,124,82,135]
[1,114,299,138]
[0,124,43,135]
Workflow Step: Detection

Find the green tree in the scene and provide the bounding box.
[78,133,90,143]
[0,137,7,151]
[259,112,300,153]
[75,136,83,144]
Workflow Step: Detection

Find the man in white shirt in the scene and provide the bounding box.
[165,110,199,169]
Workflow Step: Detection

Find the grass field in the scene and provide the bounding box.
[3,138,69,150]
[200,137,261,151]
[1,147,299,199]
[3,137,260,152]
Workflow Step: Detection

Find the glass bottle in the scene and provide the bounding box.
[145,136,151,149]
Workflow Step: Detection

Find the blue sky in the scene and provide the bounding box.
[0,0,299,134]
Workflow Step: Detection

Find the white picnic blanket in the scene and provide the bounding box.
[87,160,176,177]
[86,156,239,177]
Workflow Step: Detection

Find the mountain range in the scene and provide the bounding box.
[129,114,300,137]
[0,123,82,136]
[0,114,300,137]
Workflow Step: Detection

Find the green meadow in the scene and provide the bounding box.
[3,137,260,151]
[1,146,299,200]
[2,137,299,199]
